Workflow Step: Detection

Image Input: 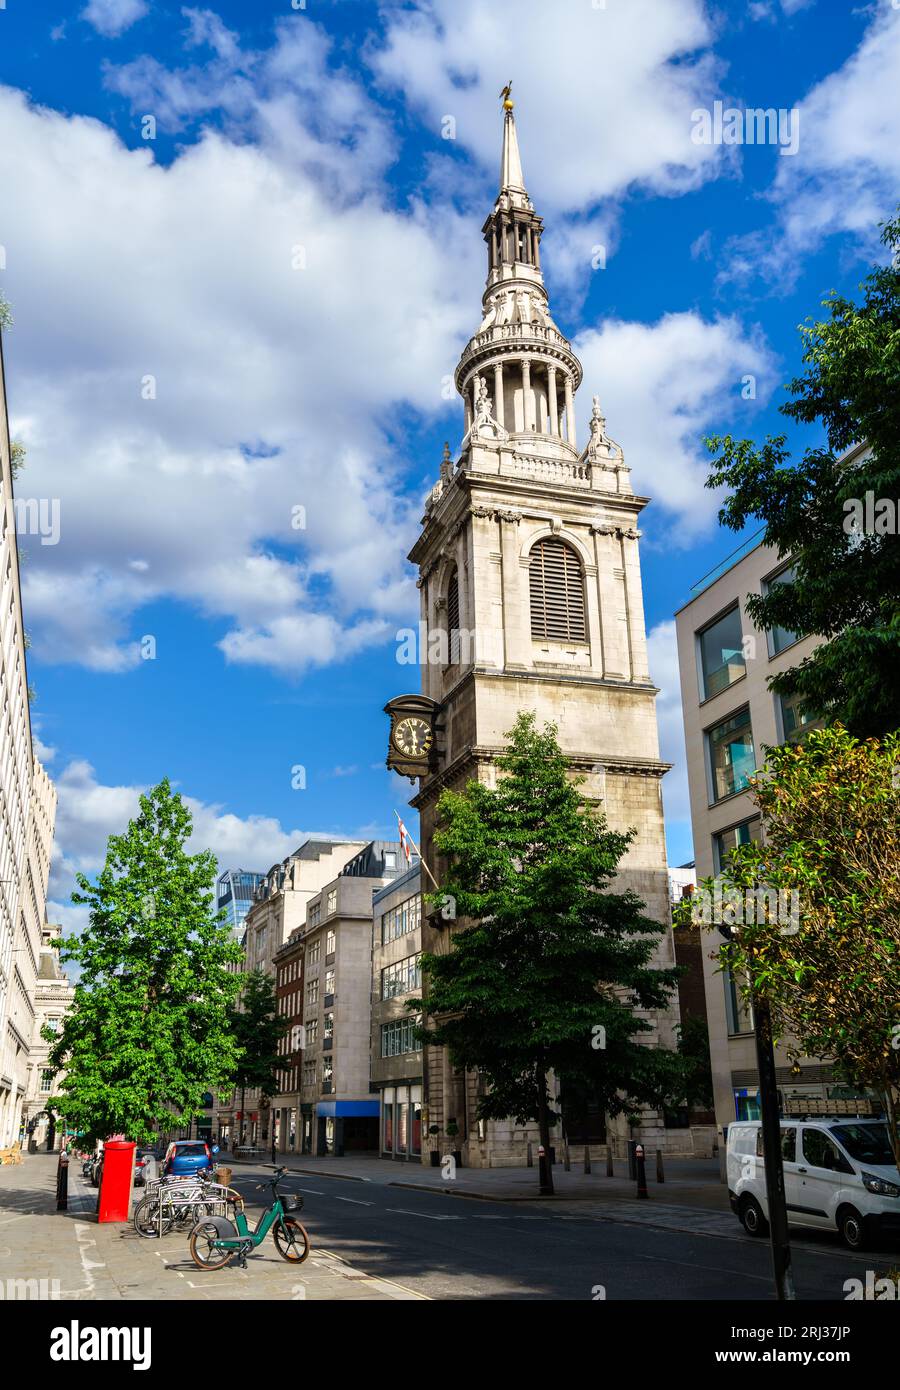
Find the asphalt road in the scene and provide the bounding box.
[227,1163,890,1301]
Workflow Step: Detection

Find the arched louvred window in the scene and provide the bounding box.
[529,538,586,642]
[446,567,461,665]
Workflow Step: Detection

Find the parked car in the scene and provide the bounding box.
[134,1147,161,1187]
[162,1140,218,1178]
[727,1117,900,1250]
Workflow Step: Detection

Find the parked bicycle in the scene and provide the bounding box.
[133,1168,236,1239]
[188,1166,310,1269]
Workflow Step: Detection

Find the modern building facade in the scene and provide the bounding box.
[406,100,683,1166]
[297,841,403,1156]
[231,836,367,1145]
[371,864,424,1162]
[675,531,870,1142]
[272,929,306,1155]
[0,329,58,1149]
[217,869,264,939]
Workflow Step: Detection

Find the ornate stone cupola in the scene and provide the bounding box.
[454,95,587,460]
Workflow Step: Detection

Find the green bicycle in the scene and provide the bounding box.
[188,1166,310,1270]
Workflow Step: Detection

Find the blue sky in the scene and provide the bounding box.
[0,0,897,926]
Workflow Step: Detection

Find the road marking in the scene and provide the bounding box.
[635,1250,772,1283]
[295,1187,325,1195]
[332,1195,374,1206]
[386,1208,463,1221]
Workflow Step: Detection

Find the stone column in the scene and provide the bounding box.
[499,511,528,669]
[622,528,650,684]
[455,522,471,664]
[564,375,576,449]
[592,524,628,680]
[547,366,559,436]
[521,359,533,432]
[493,363,505,429]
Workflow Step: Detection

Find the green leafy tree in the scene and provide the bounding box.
[678,725,900,1174]
[0,294,11,331]
[10,441,25,479]
[704,208,900,739]
[227,969,287,1142]
[47,779,244,1146]
[667,1015,714,1114]
[418,713,681,1194]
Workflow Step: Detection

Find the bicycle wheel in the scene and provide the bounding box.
[188,1220,233,1271]
[273,1218,310,1264]
[133,1197,173,1238]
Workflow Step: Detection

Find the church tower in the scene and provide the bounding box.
[407,98,681,1167]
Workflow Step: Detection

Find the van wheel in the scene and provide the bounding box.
[838,1206,867,1251]
[739,1195,769,1237]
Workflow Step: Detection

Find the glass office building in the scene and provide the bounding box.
[217,869,264,939]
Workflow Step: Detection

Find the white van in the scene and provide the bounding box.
[727,1117,900,1250]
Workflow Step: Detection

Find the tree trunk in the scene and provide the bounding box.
[240,1084,246,1146]
[880,1080,900,1181]
[536,1067,554,1196]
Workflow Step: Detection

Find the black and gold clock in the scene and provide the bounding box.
[384,694,440,779]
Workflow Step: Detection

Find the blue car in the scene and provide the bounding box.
[162,1140,217,1177]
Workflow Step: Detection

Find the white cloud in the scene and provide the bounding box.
[81,0,149,39]
[48,758,317,904]
[371,0,724,214]
[721,5,900,287]
[0,62,474,675]
[647,619,692,861]
[573,311,778,539]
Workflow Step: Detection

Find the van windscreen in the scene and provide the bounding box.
[831,1123,894,1166]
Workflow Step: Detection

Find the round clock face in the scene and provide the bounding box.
[393,716,433,759]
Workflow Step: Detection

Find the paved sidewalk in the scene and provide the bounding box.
[0,1154,425,1300]
[234,1149,730,1210]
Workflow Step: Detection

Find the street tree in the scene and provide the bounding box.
[227,968,287,1144]
[418,713,681,1194]
[47,779,243,1146]
[680,725,900,1174]
[704,208,900,739]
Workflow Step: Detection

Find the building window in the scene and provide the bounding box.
[381,954,422,1000]
[40,1069,54,1093]
[724,969,754,1035]
[380,1017,422,1057]
[698,605,745,700]
[325,928,336,956]
[307,939,320,967]
[381,894,421,944]
[778,691,819,743]
[324,969,335,997]
[446,566,461,665]
[765,566,798,655]
[384,851,396,870]
[305,1018,318,1045]
[326,889,337,916]
[303,1061,316,1088]
[707,708,756,803]
[529,538,586,642]
[322,1057,333,1091]
[323,1011,334,1044]
[712,818,762,874]
[308,903,320,929]
[306,978,319,1007]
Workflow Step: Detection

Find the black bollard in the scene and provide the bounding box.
[583,1144,591,1175]
[526,1141,533,1168]
[56,1152,69,1211]
[606,1145,614,1177]
[635,1143,648,1199]
[656,1148,665,1183]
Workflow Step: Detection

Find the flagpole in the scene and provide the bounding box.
[394,810,441,890]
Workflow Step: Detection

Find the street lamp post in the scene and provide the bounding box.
[718,914,795,1301]
[750,989,796,1301]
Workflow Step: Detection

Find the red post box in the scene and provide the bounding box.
[97,1140,136,1223]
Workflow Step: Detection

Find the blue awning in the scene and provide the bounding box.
[316,1100,380,1118]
